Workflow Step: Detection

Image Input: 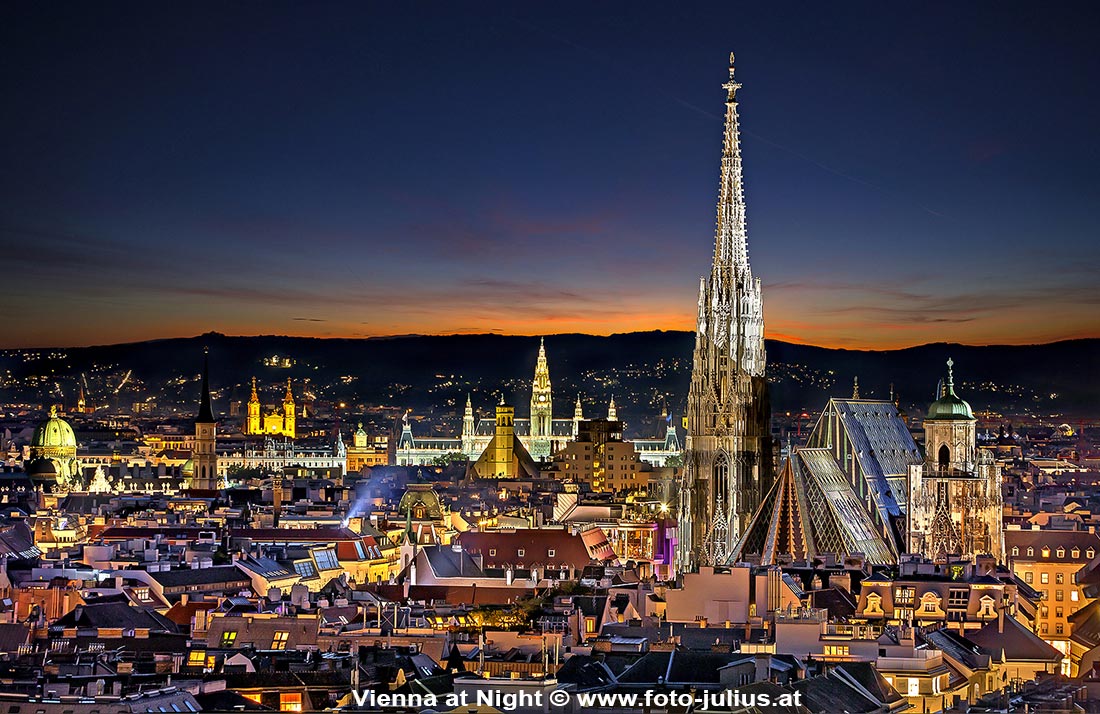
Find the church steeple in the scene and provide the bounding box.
[679,54,772,572]
[607,396,617,422]
[191,348,218,490]
[196,348,215,425]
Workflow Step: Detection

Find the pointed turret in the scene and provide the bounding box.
[191,349,218,490]
[852,376,860,400]
[607,396,617,422]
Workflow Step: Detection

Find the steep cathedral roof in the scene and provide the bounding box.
[731,447,895,566]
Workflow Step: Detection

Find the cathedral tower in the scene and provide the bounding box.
[192,349,219,490]
[678,54,772,571]
[908,359,1003,561]
[530,338,553,459]
[573,394,584,438]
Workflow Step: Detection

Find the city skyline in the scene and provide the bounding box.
[4,3,1100,349]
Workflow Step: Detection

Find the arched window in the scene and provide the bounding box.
[938,444,950,470]
[714,454,729,501]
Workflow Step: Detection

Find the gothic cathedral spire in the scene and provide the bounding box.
[678,54,772,572]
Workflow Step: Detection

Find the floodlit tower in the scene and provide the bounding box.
[678,54,772,572]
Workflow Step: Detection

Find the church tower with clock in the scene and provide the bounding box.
[529,337,553,459]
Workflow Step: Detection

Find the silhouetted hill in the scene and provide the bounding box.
[2,332,1097,426]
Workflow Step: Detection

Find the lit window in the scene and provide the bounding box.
[1042,547,1051,558]
[1056,573,1064,584]
[187,651,206,667]
[1073,548,1081,559]
[547,549,556,558]
[1012,546,1019,556]
[1057,548,1065,558]
[488,549,497,557]
[271,631,289,650]
[1072,590,1079,602]
[1041,573,1049,584]
[221,631,237,647]
[1025,572,1034,583]
[585,617,596,633]
[908,678,919,696]
[517,549,525,558]
[280,693,302,713]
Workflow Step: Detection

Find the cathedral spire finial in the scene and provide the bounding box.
[946,357,955,393]
[852,376,860,400]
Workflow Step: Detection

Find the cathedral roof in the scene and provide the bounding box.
[397,483,443,519]
[31,406,77,451]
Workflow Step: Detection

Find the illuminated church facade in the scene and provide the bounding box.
[245,377,296,439]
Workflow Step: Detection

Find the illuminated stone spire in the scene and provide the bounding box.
[607,396,617,422]
[852,376,860,400]
[462,394,476,457]
[678,54,772,572]
[530,337,553,459]
[573,394,583,438]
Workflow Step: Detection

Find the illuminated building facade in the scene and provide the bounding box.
[907,359,1004,563]
[245,377,296,439]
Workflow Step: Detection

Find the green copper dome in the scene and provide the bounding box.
[926,358,974,421]
[31,406,77,451]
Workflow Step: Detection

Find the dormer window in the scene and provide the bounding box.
[1089,549,1096,559]
[547,549,556,558]
[1011,546,1019,556]
[1042,547,1051,558]
[517,549,525,558]
[1057,548,1065,558]
[1072,548,1081,559]
[1027,547,1034,557]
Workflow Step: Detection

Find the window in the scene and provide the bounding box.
[894,587,915,606]
[1057,548,1065,558]
[1056,590,1065,601]
[1090,549,1096,559]
[865,593,883,615]
[1025,572,1034,584]
[517,549,525,558]
[1057,573,1065,584]
[1028,547,1034,556]
[547,549,556,558]
[1012,546,1019,556]
[1041,573,1050,584]
[1056,623,1065,635]
[271,631,289,650]
[1041,623,1049,634]
[823,645,850,656]
[187,651,206,667]
[488,549,497,557]
[1042,547,1051,558]
[585,617,596,633]
[923,601,937,613]
[1073,548,1081,559]
[1056,607,1064,618]
[1072,590,1079,602]
[294,561,317,578]
[314,549,339,571]
[908,678,920,696]
[221,631,238,647]
[279,693,302,713]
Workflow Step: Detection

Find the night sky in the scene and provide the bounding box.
[3,2,1099,349]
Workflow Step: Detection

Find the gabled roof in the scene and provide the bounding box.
[150,565,253,589]
[967,615,1062,663]
[458,529,593,568]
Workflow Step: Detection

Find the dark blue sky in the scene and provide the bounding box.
[3,2,1098,348]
